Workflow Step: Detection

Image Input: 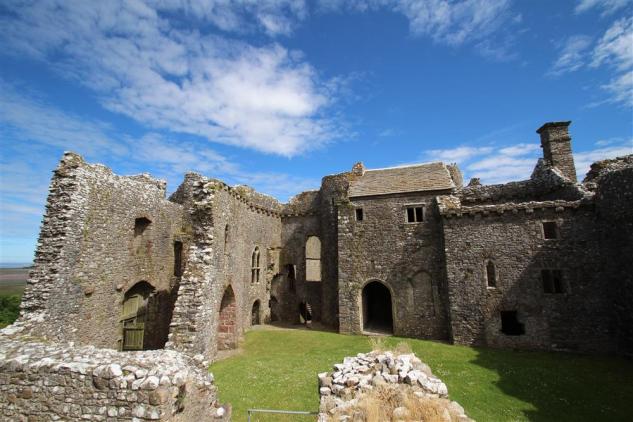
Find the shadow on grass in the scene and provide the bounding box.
[468,346,633,422]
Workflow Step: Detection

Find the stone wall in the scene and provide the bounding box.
[0,336,226,421]
[337,191,451,339]
[591,156,633,356]
[440,198,612,352]
[18,152,187,350]
[166,178,282,359]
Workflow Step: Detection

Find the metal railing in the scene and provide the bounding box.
[247,408,318,421]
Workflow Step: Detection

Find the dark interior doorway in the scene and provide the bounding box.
[269,296,279,322]
[251,300,261,325]
[362,281,393,334]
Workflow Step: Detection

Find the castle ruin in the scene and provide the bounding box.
[8,120,633,358]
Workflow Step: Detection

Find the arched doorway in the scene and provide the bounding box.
[362,281,393,334]
[218,285,237,350]
[121,281,155,351]
[251,300,261,325]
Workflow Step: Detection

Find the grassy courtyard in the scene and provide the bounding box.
[210,326,633,421]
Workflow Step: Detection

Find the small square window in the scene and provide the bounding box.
[406,206,424,223]
[543,221,558,240]
[355,208,364,221]
[501,311,525,335]
[542,269,564,293]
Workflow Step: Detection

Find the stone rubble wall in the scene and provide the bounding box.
[0,336,227,421]
[318,351,472,421]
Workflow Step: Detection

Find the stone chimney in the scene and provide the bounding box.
[536,121,577,182]
[351,162,366,176]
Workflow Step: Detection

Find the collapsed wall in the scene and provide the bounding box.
[0,336,227,421]
[318,351,472,421]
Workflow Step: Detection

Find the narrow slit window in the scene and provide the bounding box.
[286,264,296,292]
[542,221,558,240]
[173,241,183,277]
[486,261,496,288]
[542,269,564,293]
[406,206,424,223]
[355,208,364,221]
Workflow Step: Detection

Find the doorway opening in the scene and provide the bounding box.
[218,285,237,350]
[362,281,393,334]
[251,300,261,325]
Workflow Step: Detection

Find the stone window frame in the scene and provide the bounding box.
[251,246,261,284]
[404,203,425,224]
[541,268,566,294]
[541,220,560,240]
[484,259,498,289]
[305,235,322,282]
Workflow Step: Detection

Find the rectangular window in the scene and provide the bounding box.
[542,221,558,239]
[501,311,525,335]
[355,208,364,221]
[542,269,564,293]
[406,206,424,223]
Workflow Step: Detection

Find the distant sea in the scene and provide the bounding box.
[0,263,32,269]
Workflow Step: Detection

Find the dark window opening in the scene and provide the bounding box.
[543,221,558,239]
[134,217,151,236]
[173,241,183,277]
[406,206,424,223]
[486,261,496,287]
[501,311,525,336]
[542,269,564,293]
[224,225,229,251]
[355,208,364,221]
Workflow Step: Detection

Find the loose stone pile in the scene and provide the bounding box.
[0,336,228,421]
[318,351,472,421]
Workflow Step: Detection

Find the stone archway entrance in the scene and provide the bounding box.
[251,300,261,325]
[218,285,237,350]
[362,281,393,334]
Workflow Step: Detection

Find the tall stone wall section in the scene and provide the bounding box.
[440,197,613,352]
[17,152,186,350]
[166,178,282,359]
[337,191,451,339]
[0,337,225,421]
[591,157,633,356]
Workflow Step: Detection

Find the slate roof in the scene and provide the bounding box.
[348,162,455,197]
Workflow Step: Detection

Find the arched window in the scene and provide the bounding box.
[486,260,497,288]
[251,247,261,283]
[305,236,321,282]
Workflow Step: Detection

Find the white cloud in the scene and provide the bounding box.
[420,139,632,185]
[548,17,632,107]
[548,35,593,76]
[575,0,632,15]
[0,0,339,157]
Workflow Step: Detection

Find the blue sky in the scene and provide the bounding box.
[0,0,632,264]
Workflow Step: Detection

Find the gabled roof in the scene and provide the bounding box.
[348,162,455,197]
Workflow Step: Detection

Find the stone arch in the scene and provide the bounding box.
[218,285,237,350]
[251,300,261,326]
[361,280,394,334]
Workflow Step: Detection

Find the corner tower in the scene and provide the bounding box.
[537,121,577,182]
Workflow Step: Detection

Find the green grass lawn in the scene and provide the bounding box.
[210,327,633,421]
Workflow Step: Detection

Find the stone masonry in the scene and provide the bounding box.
[1,120,631,420]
